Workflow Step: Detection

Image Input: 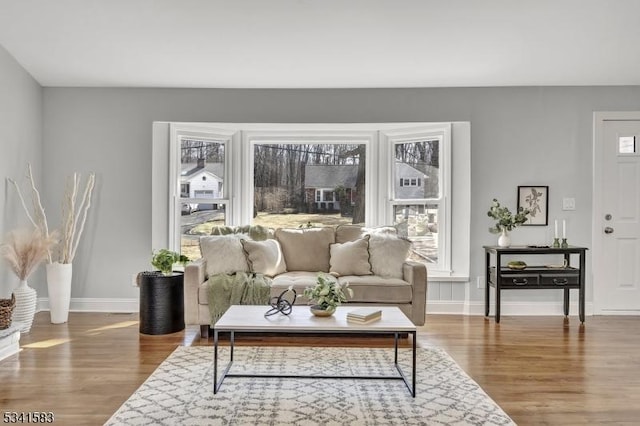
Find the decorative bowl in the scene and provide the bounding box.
[507,261,527,270]
[310,305,336,317]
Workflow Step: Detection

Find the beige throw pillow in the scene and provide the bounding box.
[368,234,411,279]
[199,235,249,277]
[274,227,335,272]
[329,236,372,276]
[241,239,287,277]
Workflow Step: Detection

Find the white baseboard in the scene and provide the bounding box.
[37,298,138,313]
[427,300,595,316]
[35,297,595,317]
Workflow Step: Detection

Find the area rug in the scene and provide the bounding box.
[106,346,515,425]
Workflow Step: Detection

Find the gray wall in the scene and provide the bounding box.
[41,87,640,310]
[0,45,43,298]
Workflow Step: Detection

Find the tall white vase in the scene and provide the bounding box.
[498,229,511,247]
[46,262,73,324]
[13,280,37,333]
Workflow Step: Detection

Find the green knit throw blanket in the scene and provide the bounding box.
[207,272,272,325]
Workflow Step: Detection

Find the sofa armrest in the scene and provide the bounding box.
[184,258,207,325]
[403,260,427,326]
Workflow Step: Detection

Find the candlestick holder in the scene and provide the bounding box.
[552,238,560,248]
[561,238,568,248]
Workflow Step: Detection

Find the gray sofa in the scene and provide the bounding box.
[184,224,427,338]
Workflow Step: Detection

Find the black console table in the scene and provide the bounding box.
[483,245,587,323]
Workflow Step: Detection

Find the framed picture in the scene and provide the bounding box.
[517,186,549,226]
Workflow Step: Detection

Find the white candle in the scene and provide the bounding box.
[563,220,566,239]
[554,220,558,239]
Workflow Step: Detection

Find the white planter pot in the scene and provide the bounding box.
[46,263,73,324]
[13,280,37,333]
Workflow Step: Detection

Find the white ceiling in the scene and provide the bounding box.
[1,0,639,89]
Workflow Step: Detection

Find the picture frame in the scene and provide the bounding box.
[517,186,549,226]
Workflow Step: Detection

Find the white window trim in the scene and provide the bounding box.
[380,124,452,274]
[161,122,469,281]
[169,124,237,249]
[241,128,377,225]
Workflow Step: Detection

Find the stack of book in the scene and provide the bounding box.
[346,307,382,324]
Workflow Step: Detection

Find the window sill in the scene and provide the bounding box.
[426,272,469,282]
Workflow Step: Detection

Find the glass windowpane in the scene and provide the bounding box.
[393,204,438,265]
[394,140,439,199]
[619,136,636,154]
[252,143,366,228]
[180,139,226,257]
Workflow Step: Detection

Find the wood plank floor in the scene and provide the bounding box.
[1,312,639,425]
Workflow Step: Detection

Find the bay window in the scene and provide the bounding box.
[164,122,467,279]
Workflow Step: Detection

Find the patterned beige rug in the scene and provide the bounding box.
[106,346,515,425]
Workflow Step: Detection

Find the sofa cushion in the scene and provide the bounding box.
[270,271,320,304]
[335,224,398,243]
[275,227,335,272]
[329,236,372,276]
[337,275,412,303]
[199,235,249,277]
[368,234,411,279]
[241,239,287,277]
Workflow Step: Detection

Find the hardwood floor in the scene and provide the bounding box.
[1,312,639,425]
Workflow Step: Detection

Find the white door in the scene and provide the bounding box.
[594,114,640,314]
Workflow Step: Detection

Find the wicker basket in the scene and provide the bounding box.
[0,294,16,330]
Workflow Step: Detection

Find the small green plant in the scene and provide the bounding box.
[303,273,353,311]
[487,198,530,233]
[298,221,313,228]
[151,249,189,275]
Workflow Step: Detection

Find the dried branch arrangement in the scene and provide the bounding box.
[8,164,53,262]
[0,228,58,280]
[60,172,96,264]
[8,164,95,264]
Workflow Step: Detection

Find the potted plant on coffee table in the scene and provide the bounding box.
[138,249,189,335]
[303,273,353,317]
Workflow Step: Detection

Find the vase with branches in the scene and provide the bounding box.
[9,163,96,323]
[487,198,530,247]
[0,228,58,332]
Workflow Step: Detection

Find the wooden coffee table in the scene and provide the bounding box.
[213,305,417,397]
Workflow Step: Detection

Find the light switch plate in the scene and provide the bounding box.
[562,198,576,211]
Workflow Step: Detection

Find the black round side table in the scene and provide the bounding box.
[139,272,185,335]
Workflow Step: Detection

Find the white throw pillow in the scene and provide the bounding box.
[241,239,287,277]
[368,234,411,279]
[199,235,249,277]
[329,236,372,276]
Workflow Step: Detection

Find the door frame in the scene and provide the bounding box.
[593,111,640,314]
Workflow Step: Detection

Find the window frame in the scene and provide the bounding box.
[380,124,452,274]
[169,124,237,250]
[240,129,376,225]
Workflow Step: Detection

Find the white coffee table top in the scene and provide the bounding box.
[214,305,416,332]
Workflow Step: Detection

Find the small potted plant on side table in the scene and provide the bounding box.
[138,249,189,335]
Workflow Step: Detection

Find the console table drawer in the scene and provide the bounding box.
[499,274,539,287]
[540,274,579,286]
